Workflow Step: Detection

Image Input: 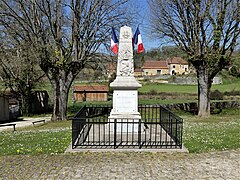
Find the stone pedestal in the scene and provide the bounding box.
[109,77,142,132]
[110,77,141,117]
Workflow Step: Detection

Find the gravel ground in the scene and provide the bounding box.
[0,149,239,179]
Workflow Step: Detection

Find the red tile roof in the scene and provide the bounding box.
[142,60,168,69]
[73,85,109,92]
[167,57,188,65]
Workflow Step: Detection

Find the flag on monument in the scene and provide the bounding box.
[133,27,144,53]
[110,27,119,54]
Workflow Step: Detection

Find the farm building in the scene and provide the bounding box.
[142,60,169,76]
[134,68,143,77]
[0,95,9,122]
[167,57,189,75]
[72,85,109,102]
[0,92,21,121]
[141,57,189,76]
[0,91,49,121]
[31,91,49,113]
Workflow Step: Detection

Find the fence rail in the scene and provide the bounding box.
[72,105,183,149]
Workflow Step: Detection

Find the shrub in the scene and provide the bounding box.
[149,89,158,95]
[210,90,223,100]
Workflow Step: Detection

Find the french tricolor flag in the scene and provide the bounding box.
[110,27,119,54]
[133,27,144,53]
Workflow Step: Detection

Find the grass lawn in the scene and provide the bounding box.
[0,109,239,155]
[139,83,198,94]
[0,121,71,156]
[139,78,240,94]
[182,109,240,153]
[139,99,196,105]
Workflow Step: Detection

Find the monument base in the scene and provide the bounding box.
[108,114,144,133]
[109,76,143,133]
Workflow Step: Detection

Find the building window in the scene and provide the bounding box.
[146,72,148,75]
[173,65,175,68]
[157,70,161,75]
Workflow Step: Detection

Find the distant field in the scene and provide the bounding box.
[139,83,197,94]
[211,78,240,92]
[139,78,240,94]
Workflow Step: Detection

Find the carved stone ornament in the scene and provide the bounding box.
[119,59,133,76]
[122,30,130,39]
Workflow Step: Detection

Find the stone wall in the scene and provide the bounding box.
[162,101,240,112]
[140,75,222,85]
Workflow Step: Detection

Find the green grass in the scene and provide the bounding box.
[139,78,240,94]
[0,121,71,156]
[212,78,240,92]
[139,99,196,105]
[139,83,198,94]
[182,109,240,153]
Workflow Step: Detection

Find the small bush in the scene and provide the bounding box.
[210,90,224,100]
[149,89,158,95]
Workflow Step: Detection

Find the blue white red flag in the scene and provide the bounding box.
[110,27,119,54]
[133,27,144,53]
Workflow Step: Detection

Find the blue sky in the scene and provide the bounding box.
[133,0,160,50]
[110,0,166,51]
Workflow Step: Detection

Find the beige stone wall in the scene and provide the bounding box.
[143,68,169,76]
[134,71,143,77]
[162,69,170,75]
[169,64,188,75]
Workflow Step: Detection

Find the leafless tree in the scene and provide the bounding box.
[0,0,132,120]
[148,0,240,117]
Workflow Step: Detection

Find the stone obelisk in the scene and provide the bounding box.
[108,26,142,132]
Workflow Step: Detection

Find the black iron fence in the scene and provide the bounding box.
[72,105,183,149]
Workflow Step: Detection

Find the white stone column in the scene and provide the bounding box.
[108,26,142,133]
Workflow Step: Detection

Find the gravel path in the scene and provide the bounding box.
[0,149,239,179]
[0,116,51,131]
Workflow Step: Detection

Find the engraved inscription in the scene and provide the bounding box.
[115,92,136,112]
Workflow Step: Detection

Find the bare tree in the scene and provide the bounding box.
[148,0,240,117]
[0,0,132,120]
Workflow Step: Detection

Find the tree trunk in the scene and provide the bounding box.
[50,70,74,121]
[21,94,33,116]
[197,62,211,117]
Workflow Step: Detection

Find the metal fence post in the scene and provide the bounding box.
[138,119,141,149]
[114,119,117,149]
